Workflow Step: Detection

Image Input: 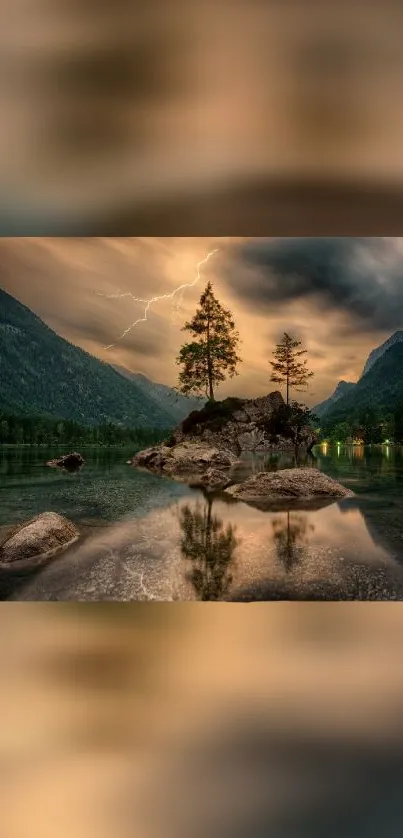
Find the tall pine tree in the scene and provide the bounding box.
[176,282,242,401]
[270,333,314,405]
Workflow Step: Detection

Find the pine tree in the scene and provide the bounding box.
[176,282,242,401]
[270,333,314,405]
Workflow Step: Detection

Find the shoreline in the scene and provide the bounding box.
[0,444,137,450]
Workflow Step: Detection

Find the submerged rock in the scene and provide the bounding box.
[0,512,79,568]
[47,452,84,470]
[225,468,354,505]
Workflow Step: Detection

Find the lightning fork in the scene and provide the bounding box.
[96,248,219,350]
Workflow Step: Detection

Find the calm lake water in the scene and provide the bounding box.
[1,445,403,601]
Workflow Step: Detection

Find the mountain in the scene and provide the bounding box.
[313,380,356,419]
[361,331,403,378]
[112,366,204,424]
[313,330,403,419]
[323,342,403,424]
[0,287,190,428]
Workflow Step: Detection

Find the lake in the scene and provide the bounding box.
[1,445,403,600]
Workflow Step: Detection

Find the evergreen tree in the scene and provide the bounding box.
[330,422,353,443]
[358,407,382,445]
[270,333,314,405]
[394,404,403,444]
[0,411,169,448]
[176,281,242,401]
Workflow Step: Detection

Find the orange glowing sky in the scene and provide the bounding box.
[1,237,402,405]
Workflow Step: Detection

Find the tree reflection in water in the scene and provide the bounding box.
[272,511,315,573]
[178,495,240,601]
[262,452,318,473]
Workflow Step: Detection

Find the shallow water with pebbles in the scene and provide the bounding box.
[2,446,403,600]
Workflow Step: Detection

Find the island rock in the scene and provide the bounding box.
[130,392,317,489]
[167,392,316,456]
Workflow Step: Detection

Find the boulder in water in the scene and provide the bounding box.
[47,452,84,470]
[130,441,239,485]
[225,468,354,506]
[0,512,79,568]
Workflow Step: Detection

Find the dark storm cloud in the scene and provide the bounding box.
[230,238,403,332]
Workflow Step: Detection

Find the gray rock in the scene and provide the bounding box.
[0,512,79,568]
[188,467,234,491]
[225,468,354,504]
[168,392,316,456]
[131,442,239,486]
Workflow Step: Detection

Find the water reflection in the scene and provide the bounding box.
[178,494,240,601]
[262,452,318,472]
[0,445,190,528]
[4,488,403,601]
[3,445,403,600]
[271,511,315,573]
[232,451,318,484]
[314,444,403,493]
[0,446,131,475]
[61,462,84,474]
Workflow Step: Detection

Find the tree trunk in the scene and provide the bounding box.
[206,309,214,401]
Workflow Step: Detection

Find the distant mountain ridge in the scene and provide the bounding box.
[0,287,199,428]
[322,342,403,423]
[360,330,403,378]
[112,365,204,424]
[313,330,403,419]
[313,380,356,419]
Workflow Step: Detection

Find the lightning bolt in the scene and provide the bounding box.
[98,248,219,350]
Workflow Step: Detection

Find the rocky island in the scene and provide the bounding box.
[129,392,352,501]
[130,392,297,487]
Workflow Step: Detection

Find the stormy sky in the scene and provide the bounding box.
[1,237,402,405]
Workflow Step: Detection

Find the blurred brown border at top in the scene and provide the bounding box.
[2,0,403,235]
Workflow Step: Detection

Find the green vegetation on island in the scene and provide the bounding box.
[176,281,242,401]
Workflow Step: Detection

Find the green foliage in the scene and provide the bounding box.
[258,400,316,452]
[0,411,169,447]
[270,333,314,405]
[0,288,180,429]
[180,397,244,436]
[329,422,353,443]
[325,344,403,426]
[321,403,403,445]
[394,405,403,444]
[176,281,242,401]
[318,344,403,444]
